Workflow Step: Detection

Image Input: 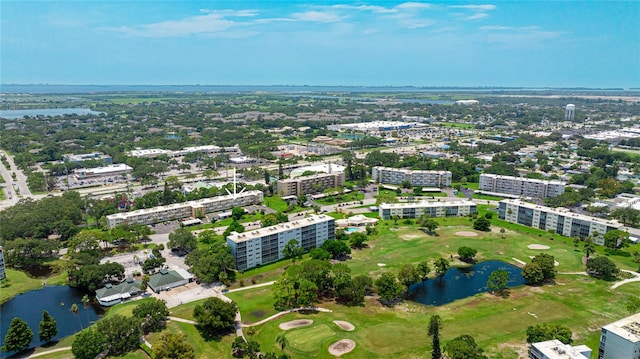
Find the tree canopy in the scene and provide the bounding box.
[586,256,619,280]
[2,317,33,353]
[193,297,238,338]
[526,323,573,344]
[38,310,58,343]
[168,227,198,254]
[133,298,169,333]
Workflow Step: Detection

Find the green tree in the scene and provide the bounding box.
[473,217,491,232]
[282,239,305,264]
[419,216,439,234]
[276,333,289,357]
[416,260,431,282]
[154,332,195,359]
[457,247,478,262]
[71,328,107,359]
[185,241,236,284]
[603,229,629,250]
[2,317,33,353]
[309,248,331,261]
[321,240,351,259]
[500,228,506,239]
[428,315,443,359]
[133,298,169,333]
[375,272,403,303]
[487,270,510,296]
[231,206,245,220]
[586,256,619,280]
[349,232,368,249]
[444,335,487,359]
[434,257,450,277]
[526,323,573,344]
[168,227,198,254]
[38,310,58,343]
[531,253,557,281]
[522,262,545,285]
[96,314,142,356]
[193,297,238,338]
[397,264,419,291]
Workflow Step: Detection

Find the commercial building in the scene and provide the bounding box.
[64,152,112,165]
[148,268,193,293]
[498,199,624,245]
[0,246,5,280]
[327,120,427,133]
[598,313,640,359]
[379,200,477,220]
[529,340,591,359]
[95,277,143,307]
[74,164,132,180]
[479,174,566,198]
[106,190,263,228]
[127,145,241,158]
[226,215,335,271]
[277,172,345,197]
[372,167,452,188]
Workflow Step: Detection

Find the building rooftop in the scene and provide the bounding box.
[531,340,591,359]
[95,277,142,302]
[602,312,640,343]
[481,173,565,186]
[227,214,333,243]
[374,166,451,174]
[500,199,623,227]
[75,163,132,175]
[379,200,476,209]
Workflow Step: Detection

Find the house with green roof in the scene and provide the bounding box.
[95,277,142,306]
[148,268,193,293]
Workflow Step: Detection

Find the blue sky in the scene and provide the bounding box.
[1,1,638,87]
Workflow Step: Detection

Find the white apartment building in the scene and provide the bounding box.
[479,174,565,198]
[226,215,335,271]
[529,340,592,359]
[74,164,132,180]
[106,190,263,228]
[598,313,640,359]
[379,200,477,220]
[498,199,624,245]
[277,172,345,197]
[372,166,452,188]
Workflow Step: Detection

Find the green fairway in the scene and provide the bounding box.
[226,287,278,324]
[285,323,337,355]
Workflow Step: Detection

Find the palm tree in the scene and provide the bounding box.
[500,228,505,239]
[81,295,90,323]
[584,238,596,259]
[70,303,81,329]
[428,315,442,359]
[276,333,289,356]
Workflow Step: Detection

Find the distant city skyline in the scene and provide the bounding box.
[2,1,639,88]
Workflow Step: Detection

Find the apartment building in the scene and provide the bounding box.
[598,313,640,359]
[379,200,477,220]
[479,174,565,198]
[106,190,263,228]
[226,215,335,271]
[277,172,345,197]
[498,199,624,245]
[372,167,452,188]
[0,246,5,280]
[529,340,592,359]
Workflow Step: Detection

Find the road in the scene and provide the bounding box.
[0,149,32,209]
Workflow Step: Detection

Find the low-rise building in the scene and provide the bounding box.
[529,340,592,359]
[498,199,624,245]
[479,174,565,198]
[379,200,477,220]
[277,172,345,197]
[226,215,335,271]
[95,277,142,306]
[148,268,193,293]
[372,166,452,188]
[64,152,113,165]
[74,164,132,180]
[598,313,640,359]
[106,190,263,228]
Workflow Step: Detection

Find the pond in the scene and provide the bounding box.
[408,260,525,306]
[0,108,103,119]
[0,286,100,356]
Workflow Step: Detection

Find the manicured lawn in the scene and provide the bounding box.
[472,193,504,201]
[314,192,364,205]
[264,196,288,212]
[146,321,234,359]
[226,287,278,324]
[0,268,68,304]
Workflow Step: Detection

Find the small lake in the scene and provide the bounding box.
[0,108,103,119]
[408,260,525,306]
[0,286,100,356]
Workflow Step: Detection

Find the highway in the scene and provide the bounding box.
[0,149,33,209]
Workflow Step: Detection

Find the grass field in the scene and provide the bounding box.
[471,193,504,201]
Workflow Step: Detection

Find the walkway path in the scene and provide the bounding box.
[169,316,197,324]
[243,307,333,327]
[28,347,72,358]
[611,269,640,289]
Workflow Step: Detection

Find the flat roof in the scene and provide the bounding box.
[75,164,132,175]
[227,214,333,243]
[500,199,623,227]
[481,173,565,185]
[602,312,640,343]
[379,200,476,209]
[531,340,591,359]
[374,166,451,175]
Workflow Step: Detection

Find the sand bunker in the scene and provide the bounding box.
[328,339,356,356]
[377,263,386,267]
[402,233,422,240]
[528,244,550,250]
[333,320,355,331]
[455,231,478,237]
[279,319,313,330]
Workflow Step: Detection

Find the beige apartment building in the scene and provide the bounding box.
[372,166,452,188]
[277,172,345,197]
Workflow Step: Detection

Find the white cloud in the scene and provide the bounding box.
[106,13,236,37]
[465,13,489,20]
[398,18,435,29]
[479,25,512,31]
[450,5,496,11]
[291,11,344,23]
[331,4,397,14]
[396,2,432,10]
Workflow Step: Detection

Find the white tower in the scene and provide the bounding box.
[564,104,575,121]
